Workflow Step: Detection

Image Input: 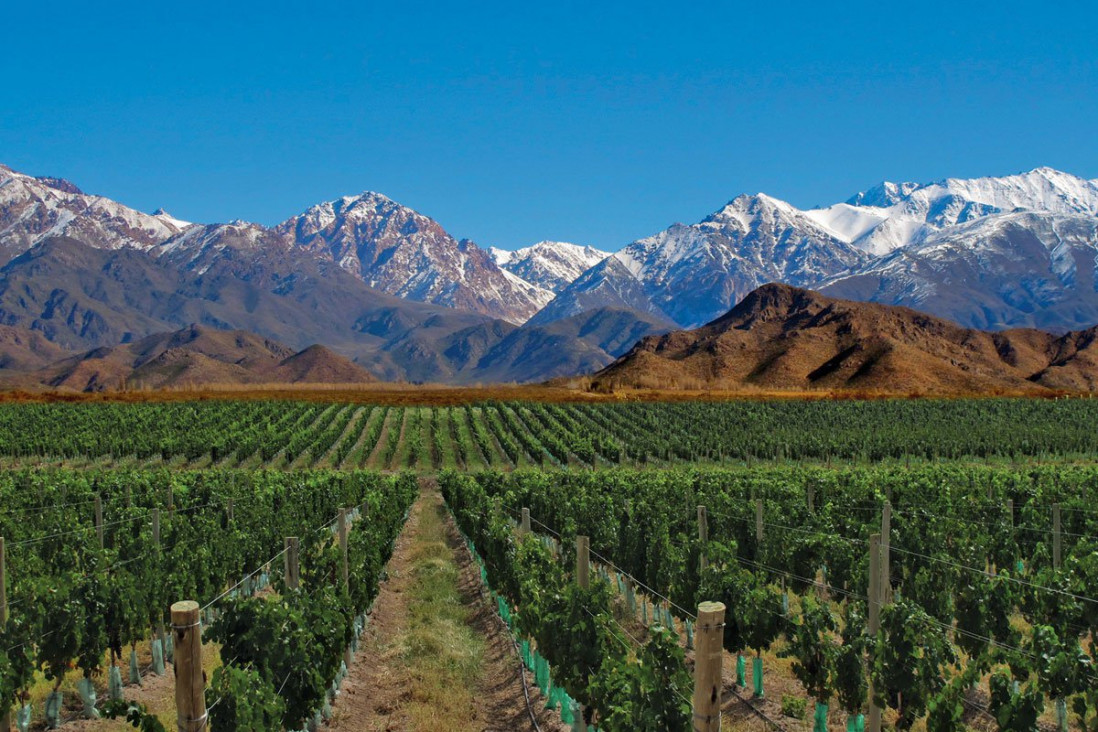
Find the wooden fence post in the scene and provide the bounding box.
[226,498,234,524]
[171,601,206,732]
[152,509,167,656]
[868,533,882,732]
[881,501,891,603]
[576,536,590,589]
[95,495,104,550]
[807,484,815,514]
[692,600,726,732]
[1,536,9,732]
[339,509,350,588]
[755,499,763,543]
[285,537,300,590]
[339,509,352,669]
[575,534,591,730]
[1053,503,1062,570]
[697,506,709,572]
[521,507,531,534]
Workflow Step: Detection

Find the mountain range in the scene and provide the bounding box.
[1,161,1096,387]
[539,167,1098,331]
[593,283,1098,394]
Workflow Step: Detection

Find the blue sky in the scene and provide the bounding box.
[2,1,1096,251]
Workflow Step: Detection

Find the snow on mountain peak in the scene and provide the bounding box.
[152,209,193,230]
[493,240,610,294]
[805,167,1098,257]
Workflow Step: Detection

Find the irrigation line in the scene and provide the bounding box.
[888,545,1098,605]
[0,496,100,517]
[709,508,870,545]
[516,508,698,620]
[200,545,289,612]
[458,517,542,732]
[440,494,542,732]
[711,507,1098,605]
[587,546,698,620]
[11,511,152,547]
[588,605,695,712]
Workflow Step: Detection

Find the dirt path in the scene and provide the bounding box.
[326,480,566,732]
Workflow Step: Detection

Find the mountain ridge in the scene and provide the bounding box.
[593,283,1098,394]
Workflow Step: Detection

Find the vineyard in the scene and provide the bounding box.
[0,398,1096,731]
[1,399,1098,470]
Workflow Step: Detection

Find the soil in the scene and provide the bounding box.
[325,480,567,732]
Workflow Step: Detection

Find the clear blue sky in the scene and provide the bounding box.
[2,1,1096,251]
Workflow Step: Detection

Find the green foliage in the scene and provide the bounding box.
[1028,625,1092,702]
[872,600,957,730]
[206,663,285,731]
[834,601,869,716]
[101,699,168,731]
[926,662,980,732]
[589,627,692,732]
[988,670,1044,732]
[0,615,35,710]
[781,694,808,720]
[780,596,837,703]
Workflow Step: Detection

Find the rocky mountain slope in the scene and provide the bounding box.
[0,325,73,371]
[4,160,1098,386]
[593,283,1098,394]
[533,194,869,327]
[0,164,192,265]
[0,234,665,386]
[276,192,552,322]
[0,165,551,324]
[820,212,1098,331]
[492,241,610,293]
[539,168,1098,333]
[806,166,1098,255]
[37,324,376,391]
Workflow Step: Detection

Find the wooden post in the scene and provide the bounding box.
[226,498,234,523]
[285,537,300,591]
[152,509,167,653]
[0,537,7,627]
[807,484,815,514]
[1053,503,1062,570]
[881,501,891,603]
[867,533,882,732]
[755,498,764,543]
[166,485,174,516]
[339,509,350,588]
[95,495,104,550]
[338,509,352,669]
[1,536,9,732]
[171,601,206,732]
[697,506,709,572]
[576,535,590,589]
[692,600,726,732]
[520,507,531,534]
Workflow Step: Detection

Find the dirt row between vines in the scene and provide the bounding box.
[326,479,566,732]
[56,480,563,732]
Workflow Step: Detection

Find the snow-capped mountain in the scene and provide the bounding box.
[491,241,610,293]
[0,164,193,264]
[804,167,1098,256]
[820,212,1098,331]
[276,192,552,323]
[0,163,554,324]
[532,167,1098,331]
[531,193,869,327]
